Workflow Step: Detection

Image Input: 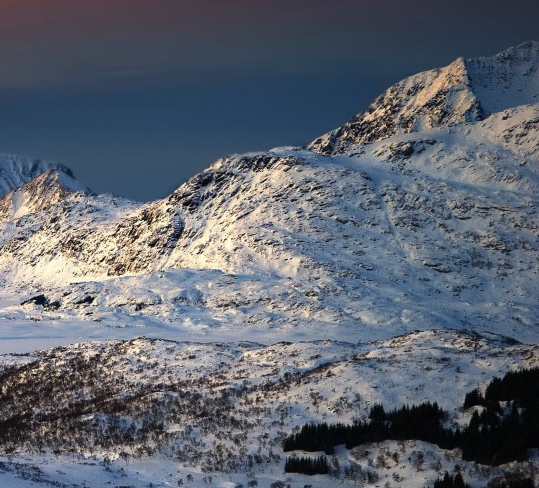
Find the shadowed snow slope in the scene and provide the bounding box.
[0,43,537,342]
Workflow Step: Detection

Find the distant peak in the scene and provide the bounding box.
[495,40,539,59]
[0,153,87,199]
[465,41,539,115]
[0,168,90,222]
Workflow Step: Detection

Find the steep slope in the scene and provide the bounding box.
[308,41,539,155]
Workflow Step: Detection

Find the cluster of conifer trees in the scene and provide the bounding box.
[432,472,470,488]
[283,367,539,469]
[460,367,539,465]
[283,401,451,455]
[283,455,329,475]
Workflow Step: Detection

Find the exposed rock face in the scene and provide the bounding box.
[102,202,184,276]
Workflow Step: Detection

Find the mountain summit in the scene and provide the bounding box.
[0,153,90,221]
[0,169,89,222]
[309,41,539,155]
[0,43,537,342]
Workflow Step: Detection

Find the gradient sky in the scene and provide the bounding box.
[0,0,537,201]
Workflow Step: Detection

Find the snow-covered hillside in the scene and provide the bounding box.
[0,330,538,487]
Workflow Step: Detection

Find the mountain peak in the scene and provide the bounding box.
[495,40,539,61]
[0,153,82,199]
[309,42,539,155]
[0,166,90,222]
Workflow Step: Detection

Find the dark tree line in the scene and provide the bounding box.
[284,367,539,468]
[432,472,470,488]
[372,401,455,448]
[459,367,539,465]
[464,368,539,411]
[284,455,329,475]
[283,401,454,455]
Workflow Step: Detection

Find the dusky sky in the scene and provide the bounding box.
[0,0,537,201]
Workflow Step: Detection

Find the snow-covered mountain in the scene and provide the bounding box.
[0,153,84,199]
[0,42,538,488]
[0,42,537,342]
[0,168,89,222]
